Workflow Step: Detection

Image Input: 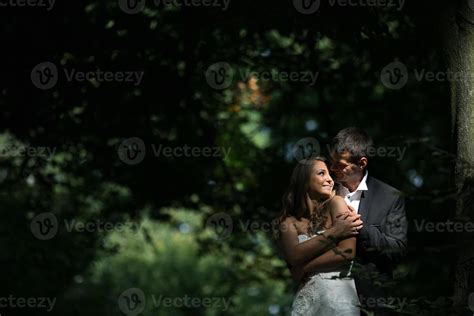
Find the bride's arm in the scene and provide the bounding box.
[279,218,339,267]
[279,210,359,267]
[292,197,357,278]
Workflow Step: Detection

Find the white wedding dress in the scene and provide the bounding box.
[291,233,360,316]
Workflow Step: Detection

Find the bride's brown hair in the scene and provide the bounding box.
[274,157,335,239]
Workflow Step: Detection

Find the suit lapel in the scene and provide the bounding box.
[358,176,373,223]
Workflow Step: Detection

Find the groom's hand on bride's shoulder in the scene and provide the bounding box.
[347,205,357,214]
[333,208,363,239]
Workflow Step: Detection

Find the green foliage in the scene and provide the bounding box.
[57,208,292,315]
[0,1,464,315]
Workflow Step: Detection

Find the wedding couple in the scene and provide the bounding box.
[277,127,408,315]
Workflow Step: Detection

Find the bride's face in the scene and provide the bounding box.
[308,160,334,199]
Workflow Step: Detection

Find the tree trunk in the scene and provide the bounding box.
[441,1,474,312]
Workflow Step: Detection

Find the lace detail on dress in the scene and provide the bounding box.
[291,276,320,316]
[290,234,360,316]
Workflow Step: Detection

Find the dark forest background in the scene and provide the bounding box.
[0,0,470,315]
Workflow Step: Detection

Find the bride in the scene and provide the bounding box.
[276,156,363,315]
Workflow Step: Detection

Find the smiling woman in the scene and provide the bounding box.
[0,0,462,314]
[276,156,362,315]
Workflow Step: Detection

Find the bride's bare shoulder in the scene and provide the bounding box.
[328,195,347,213]
[330,194,345,204]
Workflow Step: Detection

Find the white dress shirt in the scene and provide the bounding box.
[335,171,368,276]
[336,171,369,214]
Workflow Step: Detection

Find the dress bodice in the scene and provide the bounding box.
[291,233,359,315]
[296,232,353,278]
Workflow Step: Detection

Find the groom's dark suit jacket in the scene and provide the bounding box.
[349,175,408,314]
[355,175,408,275]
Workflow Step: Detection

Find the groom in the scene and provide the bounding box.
[329,127,408,315]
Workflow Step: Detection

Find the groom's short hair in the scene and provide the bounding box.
[331,127,374,162]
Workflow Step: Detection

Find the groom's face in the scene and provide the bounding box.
[329,151,364,183]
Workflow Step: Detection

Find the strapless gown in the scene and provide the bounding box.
[291,233,360,316]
